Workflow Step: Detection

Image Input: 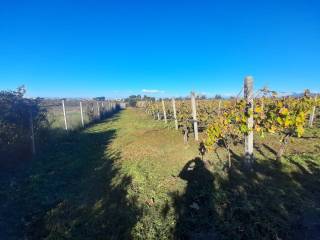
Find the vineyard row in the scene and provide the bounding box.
[141,77,319,168]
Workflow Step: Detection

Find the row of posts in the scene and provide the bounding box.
[152,77,254,165]
[157,91,205,142]
[29,100,118,156]
[61,100,117,130]
[152,76,317,166]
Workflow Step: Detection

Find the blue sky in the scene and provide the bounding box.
[0,0,319,98]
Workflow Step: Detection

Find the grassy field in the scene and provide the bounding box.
[46,106,90,130]
[1,108,320,239]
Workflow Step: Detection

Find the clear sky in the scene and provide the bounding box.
[0,0,319,98]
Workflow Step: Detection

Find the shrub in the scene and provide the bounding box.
[0,86,48,163]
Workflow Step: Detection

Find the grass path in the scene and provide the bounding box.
[0,109,199,240]
[1,108,320,239]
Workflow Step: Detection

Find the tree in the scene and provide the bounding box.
[93,97,105,101]
[199,94,207,100]
[125,95,138,107]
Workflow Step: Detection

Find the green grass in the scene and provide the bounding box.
[46,107,91,130]
[1,109,320,239]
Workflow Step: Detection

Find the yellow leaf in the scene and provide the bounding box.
[279,107,289,116]
[255,106,262,113]
[277,117,283,125]
[284,117,291,127]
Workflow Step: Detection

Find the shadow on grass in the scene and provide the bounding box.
[170,151,320,239]
[170,157,217,239]
[0,111,142,240]
[261,143,278,156]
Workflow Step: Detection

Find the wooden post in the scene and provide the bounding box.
[144,101,149,114]
[101,101,106,117]
[309,96,317,127]
[191,92,199,141]
[162,99,167,123]
[80,101,84,127]
[172,98,178,130]
[157,101,160,120]
[62,99,68,130]
[244,76,254,166]
[106,101,109,113]
[218,100,222,116]
[29,109,35,155]
[97,101,100,119]
[91,103,94,123]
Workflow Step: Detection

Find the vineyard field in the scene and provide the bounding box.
[143,91,319,165]
[2,1,320,239]
[1,108,320,239]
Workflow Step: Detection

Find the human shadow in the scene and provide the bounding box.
[170,157,217,239]
[0,112,141,240]
[170,152,320,239]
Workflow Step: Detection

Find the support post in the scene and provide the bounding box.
[244,76,254,167]
[157,101,160,120]
[309,96,317,127]
[191,92,199,141]
[62,99,68,130]
[162,99,167,123]
[80,101,84,127]
[97,101,100,119]
[172,98,178,130]
[218,100,222,116]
